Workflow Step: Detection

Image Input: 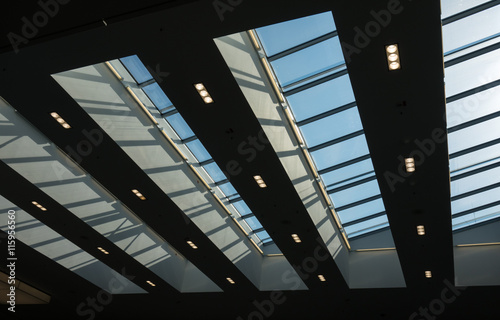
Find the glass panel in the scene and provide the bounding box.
[451,186,500,213]
[444,48,500,97]
[300,106,362,147]
[337,198,386,224]
[310,134,370,171]
[203,162,226,182]
[271,37,344,87]
[219,182,238,198]
[256,230,271,242]
[441,0,491,19]
[321,159,374,187]
[232,200,252,216]
[452,203,500,230]
[120,55,153,84]
[344,215,389,237]
[450,144,500,172]
[186,140,211,163]
[443,5,500,54]
[165,113,195,140]
[256,12,335,57]
[143,83,173,113]
[446,85,500,128]
[448,116,500,154]
[330,180,381,208]
[287,74,355,122]
[451,165,500,196]
[244,216,263,230]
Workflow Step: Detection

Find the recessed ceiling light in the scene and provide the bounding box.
[318,275,326,282]
[50,112,71,129]
[291,234,302,243]
[146,280,156,287]
[405,157,415,173]
[194,83,214,104]
[385,44,401,70]
[31,201,47,211]
[97,247,109,255]
[253,175,267,188]
[131,189,146,200]
[226,277,235,284]
[417,225,425,236]
[425,270,432,278]
[187,240,198,249]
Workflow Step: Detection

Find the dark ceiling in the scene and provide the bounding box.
[0,0,499,319]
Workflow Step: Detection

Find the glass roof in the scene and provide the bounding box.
[255,12,390,240]
[443,0,500,231]
[119,56,274,246]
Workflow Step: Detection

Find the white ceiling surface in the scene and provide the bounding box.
[0,100,220,293]
[215,32,406,289]
[0,195,145,294]
[52,63,306,291]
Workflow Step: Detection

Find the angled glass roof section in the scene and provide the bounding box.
[442,0,500,232]
[120,56,277,249]
[255,12,391,240]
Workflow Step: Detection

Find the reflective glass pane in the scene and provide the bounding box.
[451,186,500,213]
[300,106,362,147]
[450,144,500,172]
[321,159,374,187]
[448,117,500,154]
[441,0,491,19]
[444,48,500,97]
[233,200,252,216]
[451,165,500,196]
[244,216,263,230]
[186,140,211,162]
[256,12,335,56]
[165,113,195,140]
[310,134,370,171]
[344,215,389,237]
[203,162,226,182]
[219,182,238,198]
[337,198,386,224]
[271,37,344,87]
[446,85,500,128]
[143,83,173,113]
[452,203,500,230]
[287,74,355,122]
[256,230,271,242]
[120,55,153,84]
[443,5,500,54]
[330,180,381,208]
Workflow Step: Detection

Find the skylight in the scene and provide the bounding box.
[254,12,390,240]
[120,56,275,247]
[442,0,500,231]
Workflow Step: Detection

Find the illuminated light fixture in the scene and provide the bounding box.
[104,61,123,81]
[131,189,146,200]
[226,277,235,284]
[456,242,500,247]
[318,275,326,282]
[97,247,109,255]
[232,217,249,236]
[261,57,284,103]
[194,83,214,104]
[253,175,267,188]
[214,195,232,216]
[291,234,302,243]
[146,280,156,287]
[417,225,426,236]
[330,208,342,230]
[302,149,319,179]
[425,271,432,278]
[125,87,159,125]
[160,129,188,161]
[50,112,71,129]
[319,183,332,207]
[355,247,396,252]
[284,106,304,146]
[405,157,415,173]
[31,201,47,211]
[385,44,401,70]
[186,240,198,249]
[341,231,352,251]
[248,30,261,50]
